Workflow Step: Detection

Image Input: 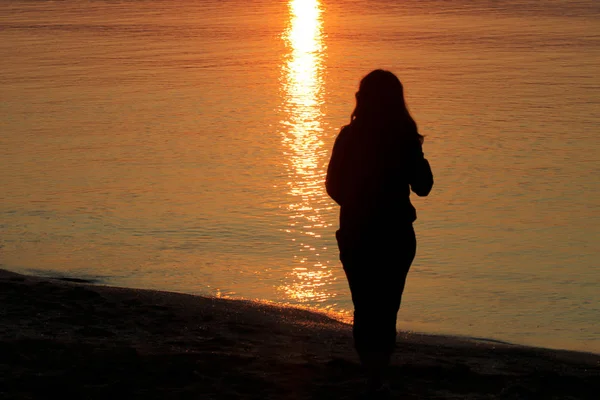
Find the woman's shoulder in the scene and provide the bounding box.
[339,124,352,136]
[334,124,354,145]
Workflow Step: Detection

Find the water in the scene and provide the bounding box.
[1,0,598,353]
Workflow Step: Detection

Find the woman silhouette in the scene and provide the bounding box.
[326,70,433,397]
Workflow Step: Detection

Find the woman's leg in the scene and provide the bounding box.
[344,264,410,390]
[340,226,417,388]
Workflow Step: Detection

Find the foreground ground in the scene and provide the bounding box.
[0,269,598,399]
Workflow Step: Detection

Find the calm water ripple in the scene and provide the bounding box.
[1,0,598,352]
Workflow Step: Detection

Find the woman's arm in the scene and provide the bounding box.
[409,143,434,197]
[325,127,350,205]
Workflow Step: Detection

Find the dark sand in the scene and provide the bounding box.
[1,269,598,399]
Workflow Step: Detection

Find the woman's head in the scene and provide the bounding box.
[351,69,421,141]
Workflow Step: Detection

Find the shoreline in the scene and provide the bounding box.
[1,268,599,399]
[14,267,597,355]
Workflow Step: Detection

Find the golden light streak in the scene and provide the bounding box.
[279,0,334,303]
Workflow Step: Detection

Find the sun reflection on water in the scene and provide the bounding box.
[279,0,336,305]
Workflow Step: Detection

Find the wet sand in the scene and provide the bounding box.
[1,268,598,399]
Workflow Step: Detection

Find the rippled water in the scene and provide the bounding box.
[1,0,598,352]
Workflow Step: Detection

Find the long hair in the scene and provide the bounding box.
[350,69,423,143]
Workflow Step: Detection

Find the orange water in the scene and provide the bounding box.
[1,0,598,352]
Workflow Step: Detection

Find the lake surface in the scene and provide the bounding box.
[1,0,599,353]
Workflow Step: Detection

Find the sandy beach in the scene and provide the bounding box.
[0,268,598,399]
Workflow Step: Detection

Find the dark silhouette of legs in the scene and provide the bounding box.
[339,225,416,393]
